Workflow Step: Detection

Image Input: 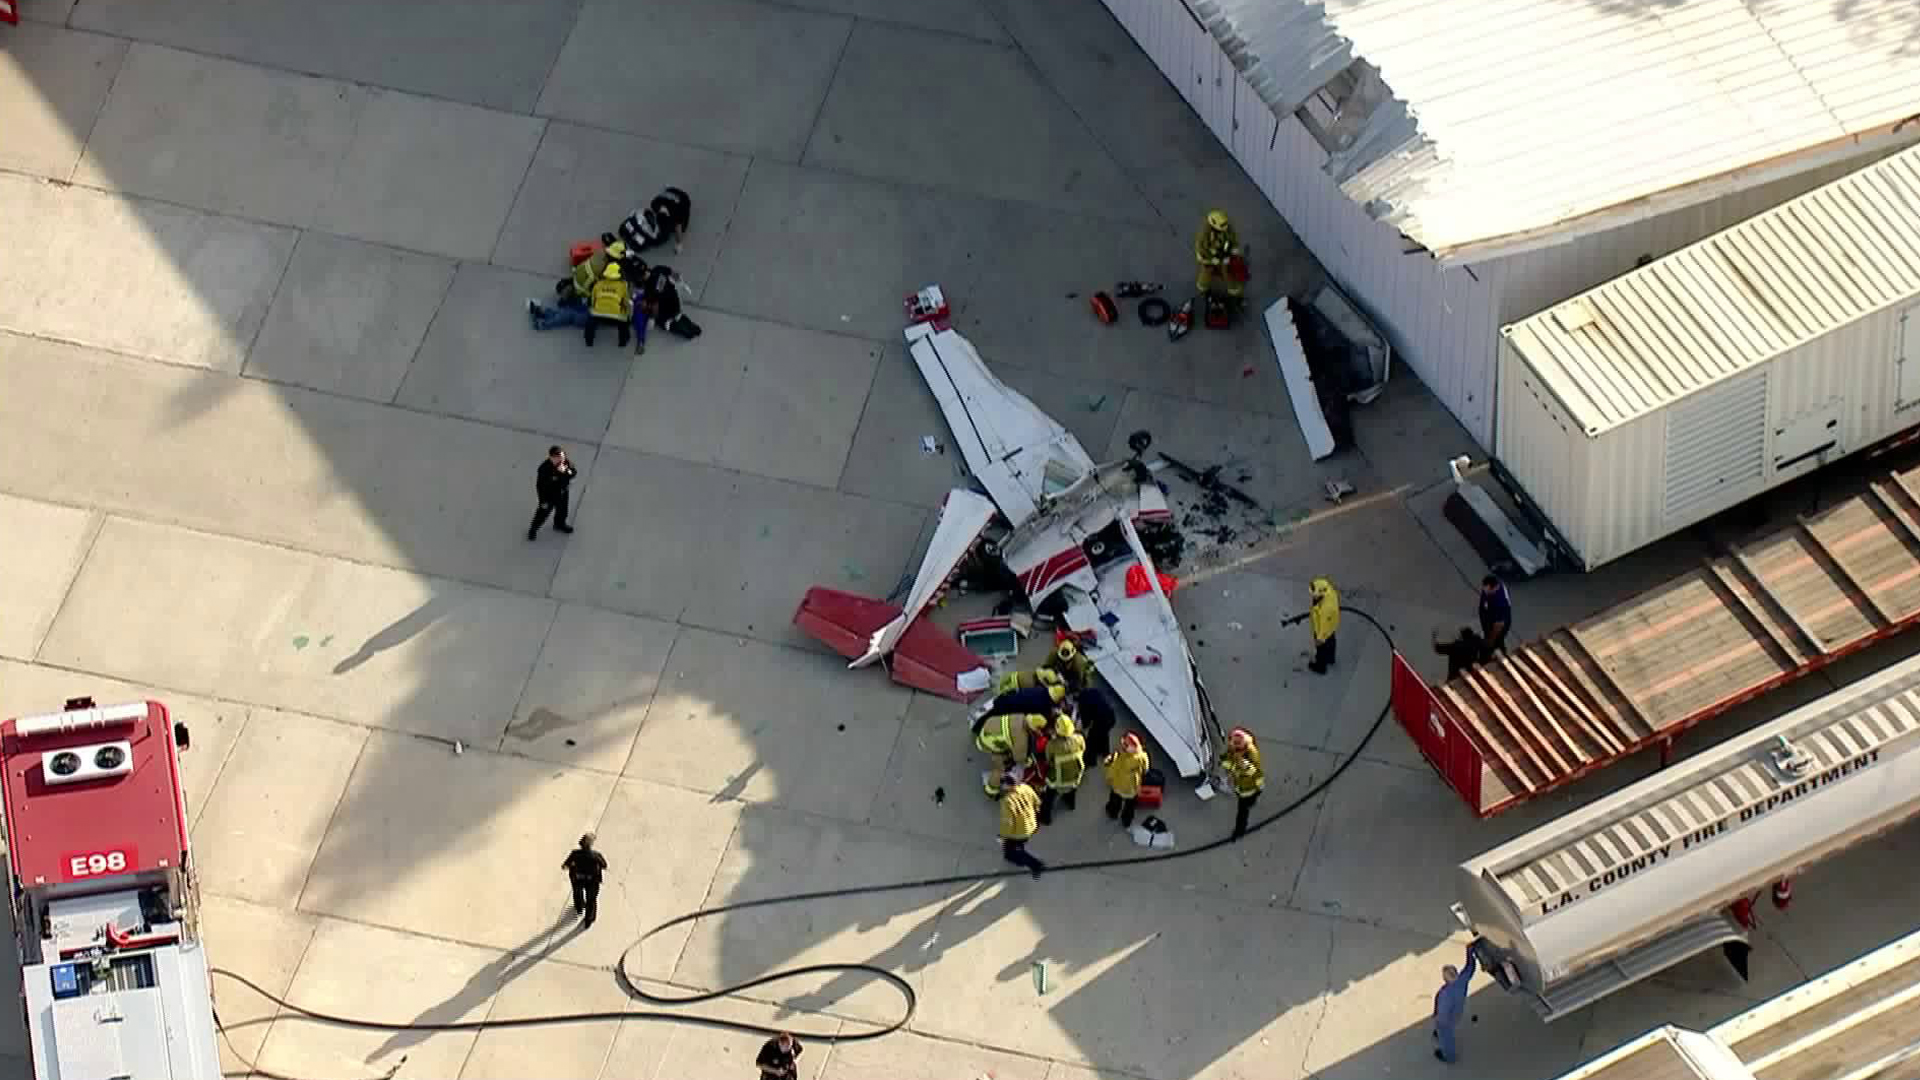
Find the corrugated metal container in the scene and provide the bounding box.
[1497,145,1920,570]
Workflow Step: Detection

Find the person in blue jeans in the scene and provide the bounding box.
[1432,939,1484,1063]
[527,296,590,332]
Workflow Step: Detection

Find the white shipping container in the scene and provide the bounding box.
[1494,146,1920,571]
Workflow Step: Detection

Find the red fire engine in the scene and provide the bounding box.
[0,698,218,1078]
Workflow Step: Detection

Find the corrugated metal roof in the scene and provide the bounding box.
[1501,142,1920,436]
[1189,0,1920,259]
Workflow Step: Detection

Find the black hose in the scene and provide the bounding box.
[212,608,1399,1077]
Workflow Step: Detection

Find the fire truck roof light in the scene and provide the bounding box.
[15,703,147,737]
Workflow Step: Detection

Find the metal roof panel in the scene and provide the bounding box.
[1192,0,1920,256]
[1502,142,1920,435]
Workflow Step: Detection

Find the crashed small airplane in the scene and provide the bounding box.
[795,287,1226,787]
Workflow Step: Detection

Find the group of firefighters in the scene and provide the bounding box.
[527,186,705,352]
[971,638,1270,878]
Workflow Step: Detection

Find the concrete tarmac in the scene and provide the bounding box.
[4,1,1916,1078]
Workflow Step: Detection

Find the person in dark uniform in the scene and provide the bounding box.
[562,832,608,927]
[1478,575,1512,655]
[637,263,702,340]
[616,186,693,256]
[1075,686,1116,764]
[529,446,578,540]
[755,1031,802,1078]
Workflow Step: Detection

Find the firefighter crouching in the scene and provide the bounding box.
[973,673,1066,724]
[975,711,1048,797]
[1223,727,1264,840]
[1042,639,1096,693]
[1037,714,1086,825]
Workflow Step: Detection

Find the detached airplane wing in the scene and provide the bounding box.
[852,489,997,668]
[1064,515,1215,779]
[906,321,1096,527]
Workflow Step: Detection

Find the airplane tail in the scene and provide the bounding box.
[792,588,988,701]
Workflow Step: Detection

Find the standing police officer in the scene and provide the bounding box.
[562,833,608,928]
[529,445,578,541]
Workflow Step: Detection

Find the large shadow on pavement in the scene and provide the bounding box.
[10,2,1920,1078]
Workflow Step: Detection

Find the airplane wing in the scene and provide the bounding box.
[1063,515,1214,778]
[905,321,1096,527]
[852,489,997,668]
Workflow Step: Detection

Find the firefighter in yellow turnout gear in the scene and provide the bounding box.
[1223,727,1265,839]
[1284,577,1341,674]
[997,771,1046,878]
[1037,714,1085,825]
[1194,209,1244,300]
[1103,732,1150,829]
[585,260,635,349]
[1041,639,1096,693]
[975,712,1048,797]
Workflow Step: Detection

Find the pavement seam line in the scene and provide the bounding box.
[751,0,1010,47]
[607,626,684,778]
[1282,766,1335,910]
[498,600,565,754]
[1297,923,1341,1077]
[27,504,107,663]
[685,150,755,308]
[485,117,551,267]
[65,31,135,185]
[287,725,376,917]
[664,812,747,987]
[858,688,918,827]
[979,0,1176,234]
[383,247,464,406]
[235,226,304,381]
[525,2,585,121]
[827,337,888,497]
[184,706,251,835]
[230,911,324,1077]
[797,14,858,169]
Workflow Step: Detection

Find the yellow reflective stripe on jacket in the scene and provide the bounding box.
[589,279,630,319]
[999,784,1040,840]
[1226,746,1264,795]
[976,714,1012,755]
[1046,733,1085,789]
[1104,749,1149,797]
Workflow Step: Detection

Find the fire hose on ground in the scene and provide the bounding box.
[211,608,1400,1080]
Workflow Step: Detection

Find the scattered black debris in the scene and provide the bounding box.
[1196,639,1207,647]
[836,723,846,731]
[564,738,577,747]
[1160,452,1259,509]
[1065,292,1079,300]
